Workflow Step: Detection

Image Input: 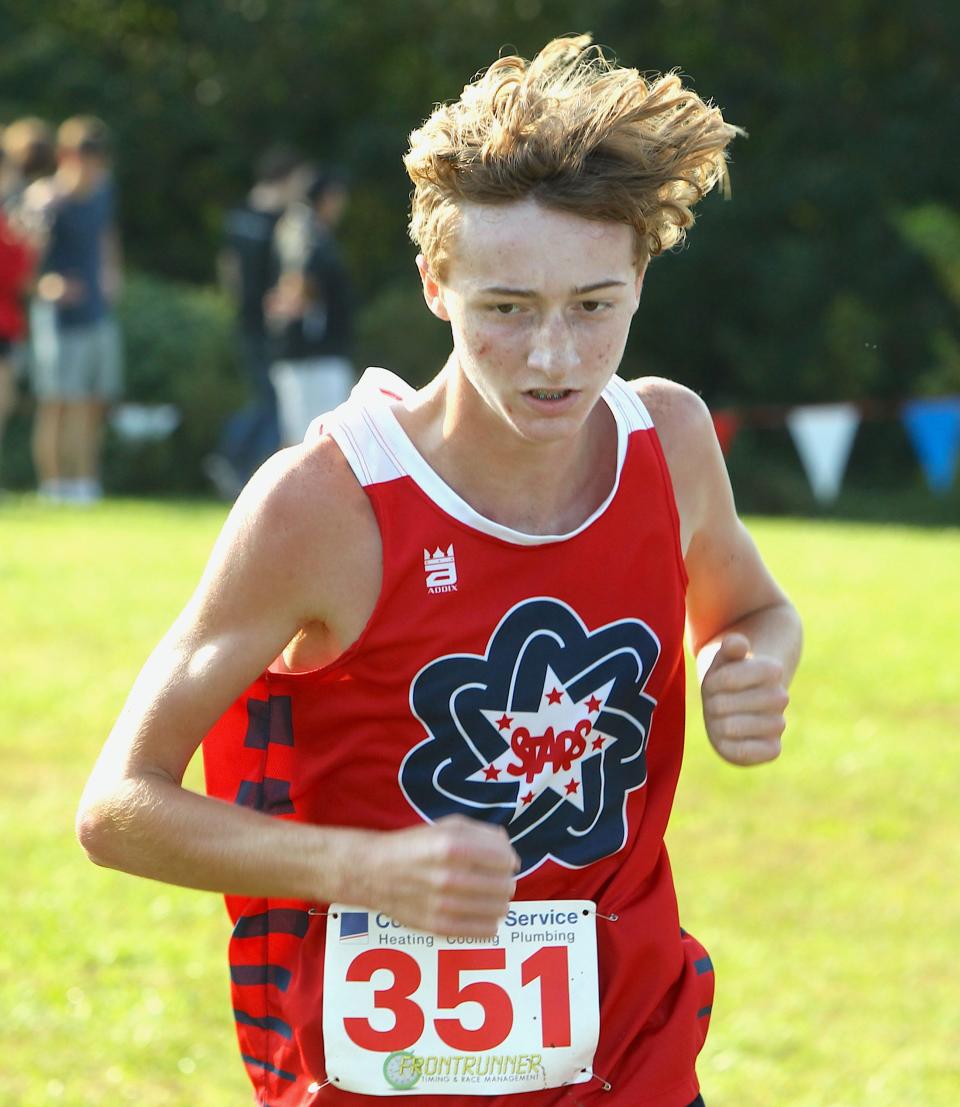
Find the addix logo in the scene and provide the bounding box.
[424,545,457,593]
[399,598,661,875]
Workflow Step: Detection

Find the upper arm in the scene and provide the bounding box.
[83,443,355,794]
[634,378,792,654]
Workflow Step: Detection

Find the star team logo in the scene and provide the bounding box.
[399,598,661,875]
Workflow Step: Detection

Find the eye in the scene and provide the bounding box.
[493,303,519,315]
[580,300,606,313]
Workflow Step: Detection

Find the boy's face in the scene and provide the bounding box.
[419,197,645,446]
[58,146,108,182]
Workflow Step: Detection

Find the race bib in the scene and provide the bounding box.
[322,900,600,1095]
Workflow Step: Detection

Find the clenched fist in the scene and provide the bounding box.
[365,815,520,938]
[700,633,789,766]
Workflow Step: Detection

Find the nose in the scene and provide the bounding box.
[527,311,579,380]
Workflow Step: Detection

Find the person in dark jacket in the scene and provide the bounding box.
[204,145,303,499]
[266,166,355,446]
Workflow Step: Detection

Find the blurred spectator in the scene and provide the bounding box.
[203,144,301,499]
[29,115,123,504]
[0,130,38,486]
[267,165,355,446]
[1,116,57,224]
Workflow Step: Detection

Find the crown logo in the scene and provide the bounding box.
[424,545,453,565]
[423,544,458,592]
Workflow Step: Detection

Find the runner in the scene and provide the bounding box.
[78,35,801,1107]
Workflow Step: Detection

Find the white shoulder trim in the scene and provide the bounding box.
[304,367,413,488]
[310,368,648,546]
[602,374,655,431]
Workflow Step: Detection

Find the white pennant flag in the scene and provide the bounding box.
[110,403,181,442]
[786,403,861,503]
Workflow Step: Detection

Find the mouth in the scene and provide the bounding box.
[525,388,574,401]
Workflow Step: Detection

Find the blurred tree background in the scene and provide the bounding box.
[0,0,957,508]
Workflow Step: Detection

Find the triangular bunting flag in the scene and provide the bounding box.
[786,403,861,504]
[712,409,741,455]
[902,397,960,494]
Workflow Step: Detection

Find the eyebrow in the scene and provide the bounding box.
[479,280,628,298]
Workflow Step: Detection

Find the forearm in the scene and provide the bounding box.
[695,600,802,684]
[76,773,376,905]
[78,776,520,937]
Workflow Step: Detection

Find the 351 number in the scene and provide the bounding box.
[343,945,570,1052]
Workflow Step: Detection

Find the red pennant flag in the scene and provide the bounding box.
[712,409,741,455]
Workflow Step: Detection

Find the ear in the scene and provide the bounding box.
[416,254,450,322]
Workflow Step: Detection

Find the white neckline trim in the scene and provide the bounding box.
[355,367,638,547]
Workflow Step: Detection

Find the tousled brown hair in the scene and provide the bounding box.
[405,34,741,277]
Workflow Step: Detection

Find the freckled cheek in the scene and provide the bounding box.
[465,329,512,371]
[579,338,608,368]
[591,327,628,366]
[459,324,489,359]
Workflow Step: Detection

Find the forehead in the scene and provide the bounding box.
[444,198,636,290]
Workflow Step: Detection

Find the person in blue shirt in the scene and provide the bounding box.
[29,115,123,504]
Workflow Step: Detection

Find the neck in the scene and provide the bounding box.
[400,358,617,536]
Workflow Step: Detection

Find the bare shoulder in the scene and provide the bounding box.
[625,376,726,554]
[202,431,380,632]
[630,376,715,451]
[243,431,373,549]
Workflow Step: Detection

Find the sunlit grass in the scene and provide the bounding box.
[671,519,960,1106]
[2,496,249,1107]
[3,497,957,1105]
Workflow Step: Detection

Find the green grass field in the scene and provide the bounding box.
[2,496,957,1106]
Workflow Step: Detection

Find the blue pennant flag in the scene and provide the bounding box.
[902,397,960,494]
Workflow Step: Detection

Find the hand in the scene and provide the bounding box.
[700,633,789,765]
[36,273,87,306]
[365,816,520,938]
[263,275,306,323]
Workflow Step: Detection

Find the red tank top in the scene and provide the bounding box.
[203,368,714,1107]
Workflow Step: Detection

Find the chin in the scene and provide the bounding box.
[508,410,591,446]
